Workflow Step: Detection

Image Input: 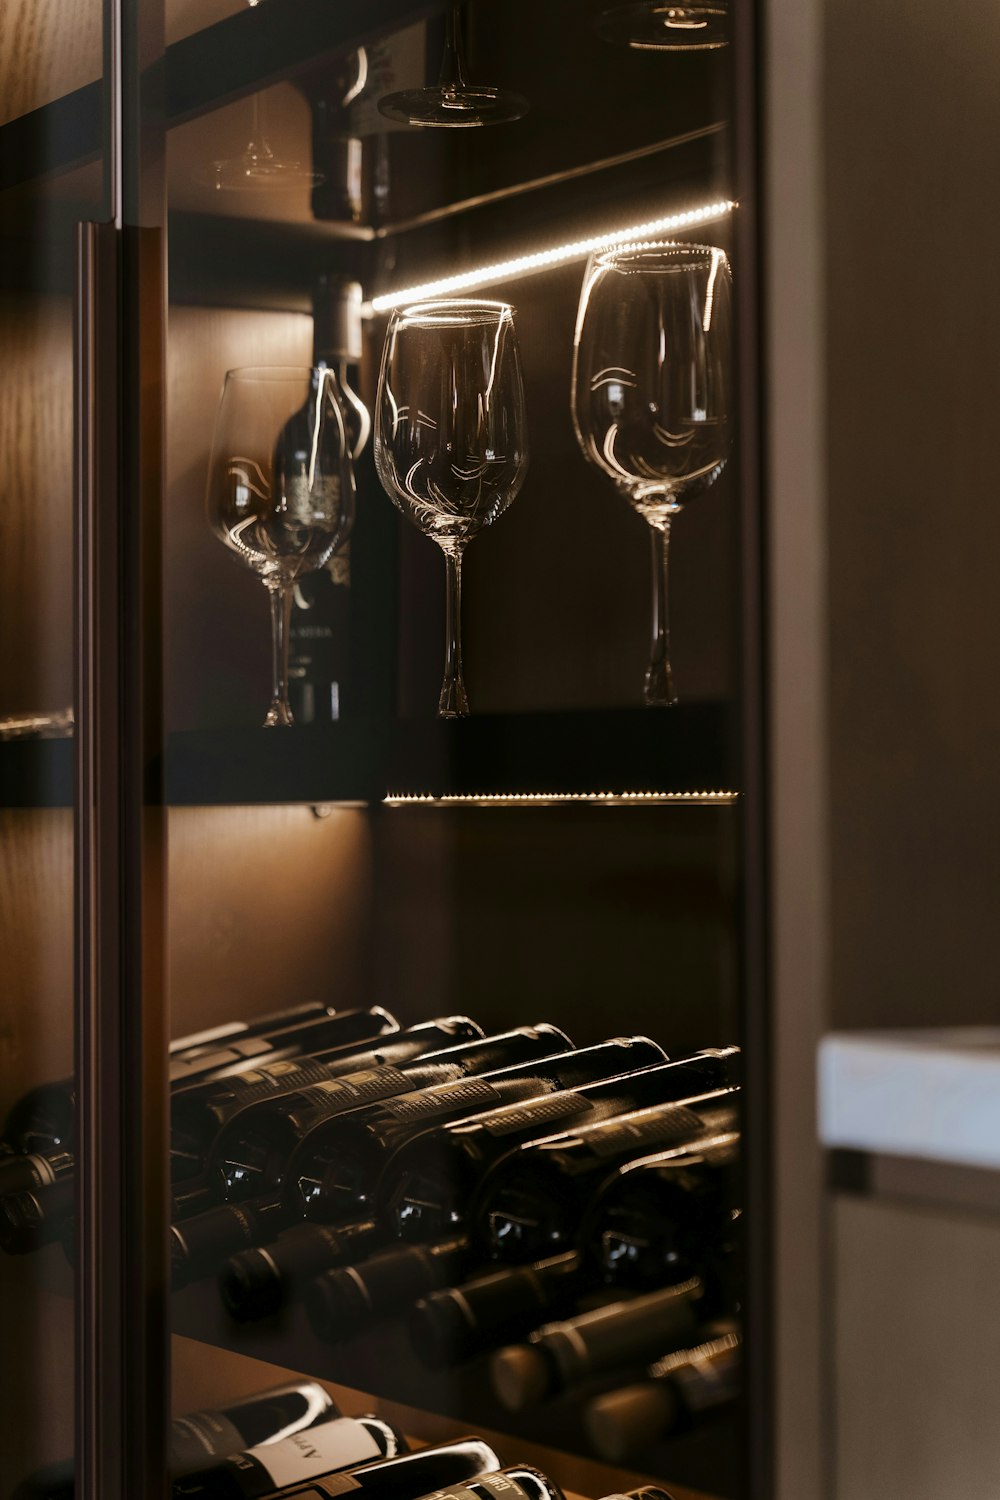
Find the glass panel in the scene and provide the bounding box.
[159,4,750,1500]
[0,0,107,1491]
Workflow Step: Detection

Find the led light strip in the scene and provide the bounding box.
[368,199,736,313]
[383,790,739,807]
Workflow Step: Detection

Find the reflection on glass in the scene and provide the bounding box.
[378,4,527,129]
[572,242,732,706]
[193,2,363,190]
[206,367,356,727]
[374,300,529,716]
[596,3,728,50]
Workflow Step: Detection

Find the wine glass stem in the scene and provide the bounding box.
[439,4,470,89]
[439,545,470,717]
[646,520,677,707]
[265,580,295,728]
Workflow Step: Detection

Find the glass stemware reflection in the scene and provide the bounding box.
[374,300,529,716]
[206,367,356,727]
[378,4,527,129]
[595,3,728,50]
[571,241,732,706]
[195,1,361,191]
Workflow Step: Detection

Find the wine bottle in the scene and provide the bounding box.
[380,1049,735,1244]
[255,1438,502,1500]
[405,1467,566,1500]
[0,1008,402,1247]
[6,1172,223,1260]
[407,1251,591,1369]
[577,1131,740,1293]
[472,1091,738,1263]
[217,1221,372,1323]
[177,1028,572,1289]
[490,1279,704,1410]
[11,1383,339,1499]
[169,1007,399,1089]
[0,1002,371,1158]
[585,1326,741,1460]
[287,277,370,723]
[596,1489,679,1500]
[288,1037,667,1229]
[0,1145,73,1201]
[212,1025,572,1209]
[305,1234,473,1342]
[170,1017,482,1185]
[172,1413,404,1498]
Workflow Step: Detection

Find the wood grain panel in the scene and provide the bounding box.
[0,0,101,126]
[0,810,73,1121]
[0,295,74,720]
[166,805,374,1037]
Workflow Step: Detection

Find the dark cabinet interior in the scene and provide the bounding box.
[0,4,762,1499]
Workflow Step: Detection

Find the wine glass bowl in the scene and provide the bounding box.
[572,241,732,705]
[207,366,357,726]
[375,299,529,715]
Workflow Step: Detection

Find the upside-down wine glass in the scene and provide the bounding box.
[571,242,732,705]
[378,4,527,129]
[374,300,529,716]
[206,367,356,726]
[595,3,728,50]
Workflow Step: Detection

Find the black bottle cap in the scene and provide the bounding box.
[585,1384,679,1463]
[408,1289,471,1369]
[304,1268,367,1342]
[313,277,363,362]
[219,1247,282,1322]
[490,1344,554,1410]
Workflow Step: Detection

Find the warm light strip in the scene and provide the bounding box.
[368,199,737,313]
[383,790,739,807]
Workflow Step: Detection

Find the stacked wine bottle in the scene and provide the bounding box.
[0,1002,742,1477]
[11,1376,684,1499]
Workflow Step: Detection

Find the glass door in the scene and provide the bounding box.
[0,0,109,1494]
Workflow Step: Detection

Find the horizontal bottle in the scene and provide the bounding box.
[401,1466,566,1500]
[263,1437,502,1500]
[169,1003,343,1059]
[170,1017,483,1185]
[287,1037,665,1229]
[380,1049,734,1244]
[168,1007,399,1089]
[407,1251,592,1369]
[596,1489,678,1500]
[472,1090,738,1263]
[212,1025,572,1211]
[586,1326,741,1460]
[220,1217,391,1321]
[490,1279,704,1410]
[0,1006,398,1161]
[11,1382,339,1498]
[577,1130,740,1295]
[305,1235,473,1342]
[0,1146,74,1203]
[59,1176,217,1270]
[172,1412,404,1498]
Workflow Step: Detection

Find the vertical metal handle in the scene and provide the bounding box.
[74,219,168,1500]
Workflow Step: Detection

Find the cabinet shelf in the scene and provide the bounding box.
[162,705,737,808]
[0,706,736,810]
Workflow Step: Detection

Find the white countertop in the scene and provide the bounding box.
[819,1028,1000,1170]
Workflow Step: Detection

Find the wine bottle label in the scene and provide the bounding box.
[421,1476,536,1500]
[585,1105,707,1157]
[376,1078,500,1122]
[247,1418,382,1487]
[170,1410,246,1467]
[298,1068,413,1112]
[483,1094,591,1137]
[212,1059,335,1108]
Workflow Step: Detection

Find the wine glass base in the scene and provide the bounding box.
[194,157,325,192]
[378,85,528,129]
[595,2,728,50]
